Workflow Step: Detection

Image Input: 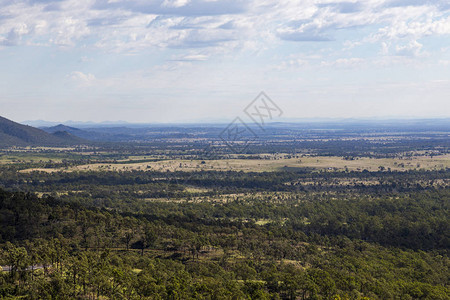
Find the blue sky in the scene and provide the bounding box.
[1,0,450,123]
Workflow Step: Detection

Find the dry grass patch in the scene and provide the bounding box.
[17,154,449,173]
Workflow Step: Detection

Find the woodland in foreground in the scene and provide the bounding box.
[0,167,449,299]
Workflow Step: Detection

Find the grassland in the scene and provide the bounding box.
[18,153,450,173]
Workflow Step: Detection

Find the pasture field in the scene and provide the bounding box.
[18,153,450,173]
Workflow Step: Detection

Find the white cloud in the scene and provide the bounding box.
[0,24,29,46]
[162,0,191,8]
[69,71,96,85]
[395,40,423,56]
[438,59,450,66]
[172,53,209,61]
[321,57,366,68]
[0,0,449,59]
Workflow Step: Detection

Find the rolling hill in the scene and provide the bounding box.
[40,124,113,141]
[0,116,87,147]
[40,124,83,135]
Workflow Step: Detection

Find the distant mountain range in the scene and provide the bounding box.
[41,124,84,135]
[0,116,87,147]
[23,120,132,128]
[39,124,113,141]
[2,115,449,147]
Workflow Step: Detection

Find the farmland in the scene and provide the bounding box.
[16,153,450,173]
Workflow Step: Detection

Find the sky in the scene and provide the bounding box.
[1,0,450,123]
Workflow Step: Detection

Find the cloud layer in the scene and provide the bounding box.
[1,0,449,54]
[1,0,450,122]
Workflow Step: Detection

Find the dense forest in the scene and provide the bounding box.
[1,166,449,299]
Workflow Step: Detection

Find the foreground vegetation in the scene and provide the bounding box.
[0,167,449,299]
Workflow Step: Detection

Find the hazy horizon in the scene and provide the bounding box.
[15,113,450,126]
[19,116,450,128]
